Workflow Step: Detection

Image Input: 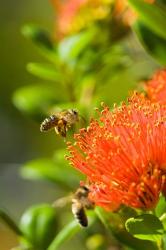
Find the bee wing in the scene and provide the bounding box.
[52,195,72,208]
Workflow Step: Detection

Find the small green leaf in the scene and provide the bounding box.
[128,0,166,39]
[155,195,166,217]
[20,204,58,250]
[20,150,83,189]
[21,25,54,50]
[12,84,65,120]
[58,29,96,63]
[125,214,164,242]
[21,24,58,63]
[133,21,166,66]
[27,63,62,81]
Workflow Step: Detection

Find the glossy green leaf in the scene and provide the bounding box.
[12,84,65,120]
[27,63,62,81]
[95,207,158,250]
[20,150,83,189]
[58,29,96,63]
[125,214,164,242]
[133,21,166,65]
[20,204,58,250]
[128,0,166,39]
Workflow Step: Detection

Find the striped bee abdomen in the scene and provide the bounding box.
[72,199,88,227]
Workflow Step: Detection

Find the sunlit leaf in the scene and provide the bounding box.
[58,29,96,63]
[95,207,158,250]
[128,0,166,39]
[155,195,166,217]
[125,214,164,242]
[20,204,58,250]
[27,63,62,81]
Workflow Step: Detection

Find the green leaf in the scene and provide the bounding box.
[47,212,96,250]
[58,29,96,63]
[21,24,58,63]
[20,150,83,189]
[162,233,166,250]
[27,63,62,81]
[47,220,80,250]
[20,204,58,250]
[95,208,158,250]
[128,0,166,39]
[155,195,166,217]
[12,84,65,120]
[21,24,54,51]
[133,21,166,65]
[125,214,164,242]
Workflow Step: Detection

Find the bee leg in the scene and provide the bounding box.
[54,127,59,135]
[58,120,67,138]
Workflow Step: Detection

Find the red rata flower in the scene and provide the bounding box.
[51,0,87,36]
[67,93,166,211]
[145,69,166,105]
[51,0,112,37]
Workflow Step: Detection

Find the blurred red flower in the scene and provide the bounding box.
[145,69,166,105]
[67,93,166,211]
[113,0,155,26]
[51,0,112,37]
[51,0,155,37]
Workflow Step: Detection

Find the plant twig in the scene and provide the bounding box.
[0,209,23,236]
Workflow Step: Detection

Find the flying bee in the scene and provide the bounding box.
[40,109,79,138]
[52,185,94,227]
[72,185,94,227]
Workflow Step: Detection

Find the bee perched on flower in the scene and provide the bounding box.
[67,93,166,211]
[145,69,166,105]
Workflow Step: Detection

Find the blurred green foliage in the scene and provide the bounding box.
[1,0,166,250]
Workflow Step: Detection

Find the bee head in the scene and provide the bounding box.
[70,109,78,116]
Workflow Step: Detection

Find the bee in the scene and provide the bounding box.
[40,109,79,137]
[72,185,94,227]
[52,185,94,227]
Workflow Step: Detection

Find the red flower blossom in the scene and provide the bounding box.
[67,93,166,211]
[145,69,166,105]
[113,0,155,26]
[51,0,155,37]
[51,0,112,37]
